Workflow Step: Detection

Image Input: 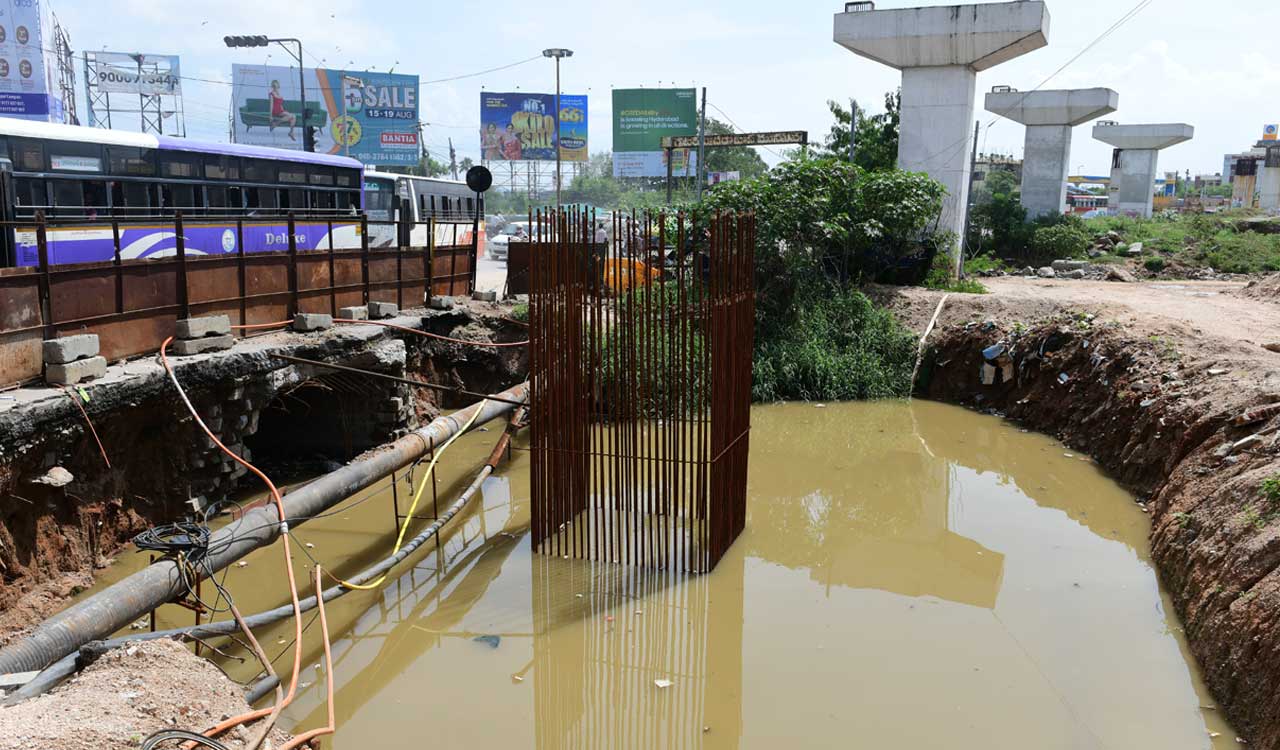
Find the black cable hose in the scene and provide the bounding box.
[133,522,212,560]
[141,728,231,750]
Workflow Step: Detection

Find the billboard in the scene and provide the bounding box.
[89,52,181,96]
[231,64,420,166]
[612,88,699,178]
[0,0,67,121]
[478,92,587,162]
[1264,124,1278,142]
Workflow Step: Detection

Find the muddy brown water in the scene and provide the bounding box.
[84,400,1235,748]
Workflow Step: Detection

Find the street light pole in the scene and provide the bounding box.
[542,48,573,209]
[340,75,364,158]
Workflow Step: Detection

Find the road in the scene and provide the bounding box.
[474,256,508,296]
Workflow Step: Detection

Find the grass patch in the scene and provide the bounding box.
[1084,211,1280,274]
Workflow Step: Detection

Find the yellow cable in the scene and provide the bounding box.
[332,401,487,591]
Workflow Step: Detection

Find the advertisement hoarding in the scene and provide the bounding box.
[478,92,587,162]
[0,0,66,121]
[1264,124,1278,142]
[90,52,181,96]
[612,88,698,178]
[231,64,420,166]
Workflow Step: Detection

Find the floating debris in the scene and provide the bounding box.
[654,679,673,689]
[473,635,501,649]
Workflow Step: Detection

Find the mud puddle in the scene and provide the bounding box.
[84,401,1234,748]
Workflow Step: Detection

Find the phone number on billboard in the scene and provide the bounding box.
[366,109,416,120]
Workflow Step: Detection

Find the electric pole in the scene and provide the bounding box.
[449,138,459,181]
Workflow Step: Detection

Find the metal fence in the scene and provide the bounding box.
[0,210,476,387]
[527,208,756,573]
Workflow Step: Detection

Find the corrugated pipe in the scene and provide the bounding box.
[0,383,528,678]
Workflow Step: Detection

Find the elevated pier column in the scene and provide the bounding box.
[985,88,1119,218]
[1093,123,1194,218]
[834,1,1049,270]
[1257,146,1280,212]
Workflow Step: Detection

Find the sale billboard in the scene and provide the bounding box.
[0,0,68,122]
[478,91,587,162]
[231,64,420,166]
[611,88,699,178]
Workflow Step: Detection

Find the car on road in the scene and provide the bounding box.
[487,221,531,261]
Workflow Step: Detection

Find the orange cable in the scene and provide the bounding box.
[278,566,336,750]
[57,385,110,469]
[159,338,307,742]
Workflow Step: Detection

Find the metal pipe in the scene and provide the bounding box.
[4,405,527,706]
[0,382,528,675]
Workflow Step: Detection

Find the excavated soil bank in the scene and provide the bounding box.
[876,280,1280,748]
[0,301,525,645]
[0,639,292,750]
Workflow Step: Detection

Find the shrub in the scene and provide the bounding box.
[751,285,917,402]
[1263,474,1280,507]
[925,251,988,294]
[1143,256,1166,272]
[1028,220,1090,263]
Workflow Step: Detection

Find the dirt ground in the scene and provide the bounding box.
[877,276,1280,748]
[0,639,293,750]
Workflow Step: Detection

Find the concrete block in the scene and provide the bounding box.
[46,356,107,385]
[368,301,399,319]
[176,315,231,339]
[472,290,498,303]
[338,305,369,321]
[1050,259,1087,272]
[428,296,455,310]
[171,334,235,356]
[42,334,99,365]
[293,313,333,332]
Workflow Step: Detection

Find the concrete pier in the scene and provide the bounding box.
[1258,146,1280,212]
[985,88,1118,218]
[1092,122,1194,218]
[834,1,1049,268]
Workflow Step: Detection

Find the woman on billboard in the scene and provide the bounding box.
[501,123,523,161]
[268,80,297,142]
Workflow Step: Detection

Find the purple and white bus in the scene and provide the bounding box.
[0,118,365,267]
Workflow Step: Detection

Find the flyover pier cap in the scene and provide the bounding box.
[834,1,1050,270]
[1093,122,1194,218]
[984,87,1119,218]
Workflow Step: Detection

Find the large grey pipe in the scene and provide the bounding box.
[0,382,528,675]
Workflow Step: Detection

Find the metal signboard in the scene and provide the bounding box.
[90,52,181,96]
[662,131,808,149]
[0,0,66,121]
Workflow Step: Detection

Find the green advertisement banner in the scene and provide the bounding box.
[611,88,698,177]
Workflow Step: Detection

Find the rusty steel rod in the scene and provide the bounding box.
[265,353,526,406]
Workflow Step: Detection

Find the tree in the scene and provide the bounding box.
[459,157,475,173]
[820,90,900,172]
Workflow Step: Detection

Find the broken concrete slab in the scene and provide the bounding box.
[472,290,498,303]
[171,334,235,356]
[368,301,398,319]
[42,334,99,365]
[1050,259,1088,273]
[428,296,456,310]
[176,315,231,340]
[293,313,333,332]
[337,306,369,321]
[46,356,108,385]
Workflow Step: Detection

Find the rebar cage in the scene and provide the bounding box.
[528,207,755,573]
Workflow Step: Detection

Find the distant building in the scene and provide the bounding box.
[971,153,1022,185]
[1195,173,1223,188]
[1066,184,1106,213]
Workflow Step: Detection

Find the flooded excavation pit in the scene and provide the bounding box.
[84,401,1232,748]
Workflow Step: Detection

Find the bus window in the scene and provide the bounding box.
[204,155,240,180]
[244,160,273,183]
[227,186,244,210]
[82,181,108,218]
[115,181,156,215]
[160,183,196,214]
[12,139,44,171]
[309,168,334,186]
[13,177,47,217]
[108,147,155,176]
[466,197,474,214]
[336,170,356,187]
[247,187,277,212]
[278,168,306,185]
[418,193,426,217]
[206,185,229,211]
[277,188,305,211]
[160,154,199,179]
[336,191,353,211]
[51,180,84,217]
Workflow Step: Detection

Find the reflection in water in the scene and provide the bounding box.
[84,401,1235,748]
[530,555,744,749]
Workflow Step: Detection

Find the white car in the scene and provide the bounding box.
[487,221,531,261]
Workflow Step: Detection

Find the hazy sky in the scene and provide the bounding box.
[53,0,1273,176]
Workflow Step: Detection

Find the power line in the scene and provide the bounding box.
[426,55,542,85]
[706,102,785,159]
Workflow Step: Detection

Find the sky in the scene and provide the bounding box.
[49,0,1278,178]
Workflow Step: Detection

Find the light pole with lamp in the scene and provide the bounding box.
[224,35,313,151]
[541,48,573,208]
